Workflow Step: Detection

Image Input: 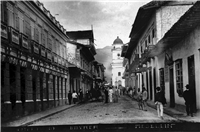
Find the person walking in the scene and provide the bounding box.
[72,90,78,104]
[79,88,83,103]
[68,91,72,105]
[155,87,166,119]
[86,89,90,101]
[109,86,113,103]
[142,86,148,111]
[183,84,194,117]
[104,87,109,103]
[137,88,143,110]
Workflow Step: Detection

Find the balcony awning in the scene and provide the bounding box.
[129,57,141,73]
[149,1,200,57]
[132,66,152,73]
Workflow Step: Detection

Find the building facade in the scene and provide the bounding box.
[111,36,125,87]
[1,0,69,122]
[123,1,200,111]
[66,30,97,96]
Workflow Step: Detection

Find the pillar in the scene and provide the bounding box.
[26,68,33,100]
[16,65,21,102]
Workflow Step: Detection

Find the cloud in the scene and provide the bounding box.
[42,1,150,48]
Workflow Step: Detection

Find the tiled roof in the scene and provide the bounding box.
[149,1,200,57]
[125,1,169,58]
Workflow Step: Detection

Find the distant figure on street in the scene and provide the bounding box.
[155,87,166,119]
[109,87,113,103]
[68,91,72,105]
[142,85,148,111]
[113,86,119,103]
[183,84,194,117]
[72,90,78,104]
[137,88,143,110]
[86,89,90,101]
[104,87,109,103]
[79,89,83,103]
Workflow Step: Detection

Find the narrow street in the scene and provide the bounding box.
[30,96,179,126]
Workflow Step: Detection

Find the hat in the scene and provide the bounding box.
[185,84,189,88]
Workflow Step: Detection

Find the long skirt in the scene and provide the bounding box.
[109,94,113,102]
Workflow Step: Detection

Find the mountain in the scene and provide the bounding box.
[95,46,112,83]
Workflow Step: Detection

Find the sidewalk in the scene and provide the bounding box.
[147,101,200,122]
[1,104,76,127]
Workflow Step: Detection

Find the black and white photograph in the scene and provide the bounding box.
[1,0,200,132]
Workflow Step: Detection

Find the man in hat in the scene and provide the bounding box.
[183,84,193,117]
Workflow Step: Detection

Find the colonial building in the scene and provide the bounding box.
[1,0,70,122]
[123,0,200,111]
[66,30,97,96]
[111,36,125,87]
[147,1,200,110]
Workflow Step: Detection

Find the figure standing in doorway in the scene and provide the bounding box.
[68,91,72,105]
[79,88,83,103]
[183,84,194,117]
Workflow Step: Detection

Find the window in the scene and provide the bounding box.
[34,26,39,43]
[152,29,155,38]
[30,21,35,40]
[44,30,48,48]
[7,3,14,27]
[118,72,121,76]
[175,59,183,97]
[117,53,120,58]
[145,40,147,47]
[18,11,24,33]
[1,2,7,23]
[38,26,42,44]
[148,35,151,43]
[0,0,4,21]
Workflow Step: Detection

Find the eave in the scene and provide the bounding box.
[149,1,200,57]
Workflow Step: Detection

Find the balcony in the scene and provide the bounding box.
[31,40,39,54]
[40,45,46,58]
[147,44,156,51]
[47,50,52,61]
[20,33,29,49]
[1,22,8,41]
[53,53,58,63]
[9,27,20,45]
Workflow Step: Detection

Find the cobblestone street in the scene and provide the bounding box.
[30,96,179,126]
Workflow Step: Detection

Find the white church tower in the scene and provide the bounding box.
[111,36,125,87]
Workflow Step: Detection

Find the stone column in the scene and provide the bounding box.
[46,73,49,107]
[16,65,21,103]
[61,77,63,100]
[57,76,59,100]
[36,70,40,101]
[55,76,58,100]
[26,68,33,101]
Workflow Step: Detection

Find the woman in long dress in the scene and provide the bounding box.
[109,87,113,103]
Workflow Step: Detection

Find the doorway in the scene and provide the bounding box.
[153,68,157,100]
[188,55,197,112]
[149,69,153,100]
[169,65,175,107]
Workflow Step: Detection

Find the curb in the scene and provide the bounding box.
[21,104,77,126]
[146,102,187,122]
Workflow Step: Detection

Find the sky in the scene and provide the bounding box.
[41,0,151,49]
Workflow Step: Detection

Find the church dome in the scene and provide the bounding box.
[113,36,123,45]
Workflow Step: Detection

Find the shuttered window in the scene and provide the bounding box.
[175,59,183,97]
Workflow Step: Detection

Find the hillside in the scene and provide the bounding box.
[95,46,112,83]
